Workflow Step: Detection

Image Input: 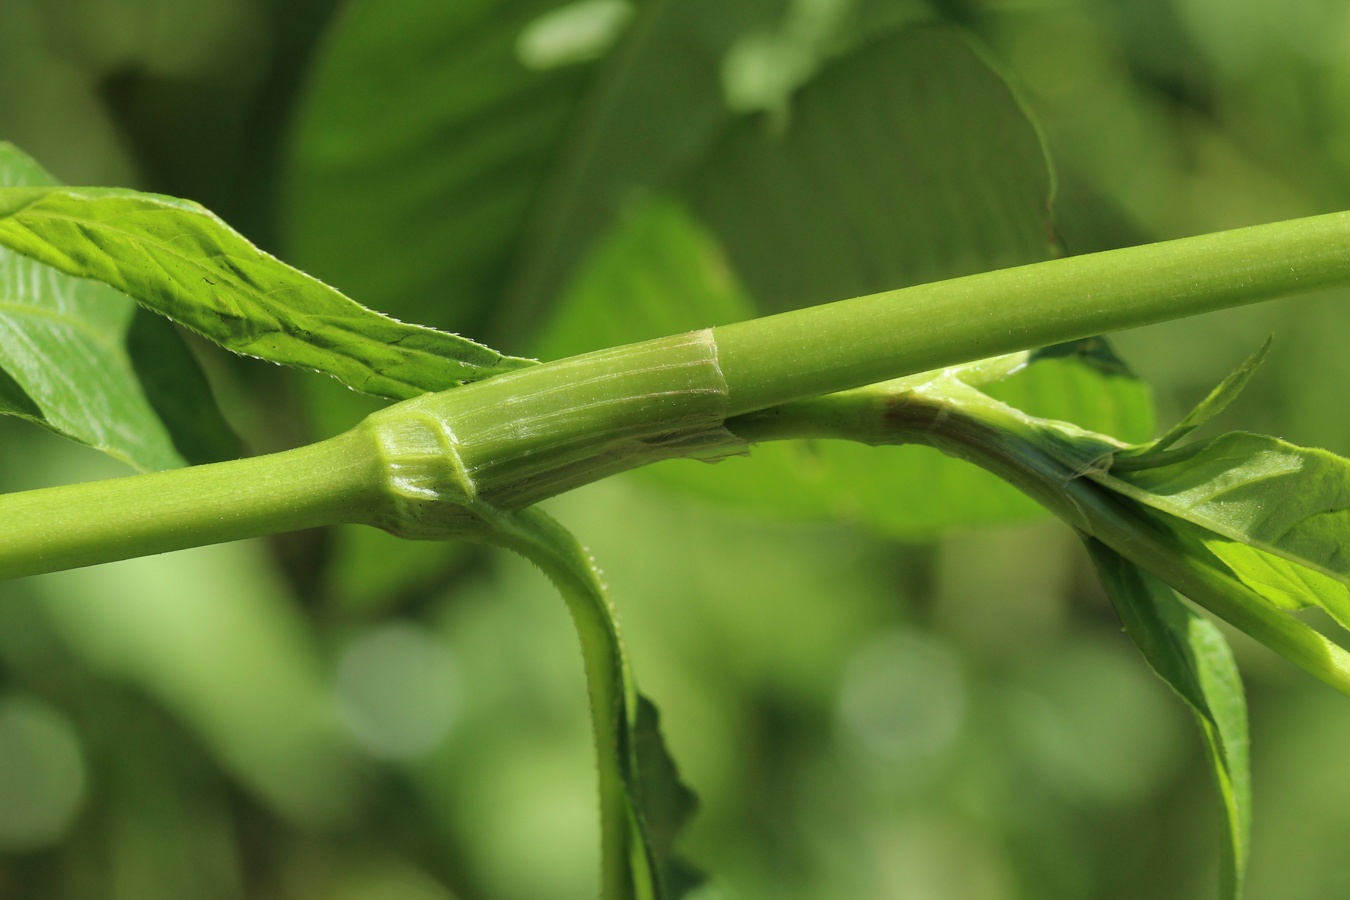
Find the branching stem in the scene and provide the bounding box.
[5,211,1350,579]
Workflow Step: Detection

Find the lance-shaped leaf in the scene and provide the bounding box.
[1086,540,1250,900]
[1135,337,1271,456]
[0,185,534,400]
[0,143,183,471]
[485,506,702,900]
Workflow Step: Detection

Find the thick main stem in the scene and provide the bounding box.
[715,210,1350,413]
[5,211,1350,579]
[0,428,378,580]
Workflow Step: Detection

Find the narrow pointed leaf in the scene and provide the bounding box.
[498,0,790,338]
[1086,540,1250,900]
[0,185,534,400]
[485,507,702,900]
[1130,338,1271,457]
[0,144,183,471]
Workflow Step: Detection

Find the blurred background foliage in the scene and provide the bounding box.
[3,0,1350,897]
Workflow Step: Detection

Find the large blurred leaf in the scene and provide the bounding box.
[286,0,595,339]
[496,0,793,339]
[683,24,1058,314]
[694,24,1148,537]
[0,184,532,400]
[1086,540,1250,900]
[0,143,182,471]
[285,0,789,347]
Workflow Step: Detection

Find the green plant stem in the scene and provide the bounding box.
[729,389,1350,697]
[0,330,735,579]
[7,212,1350,579]
[483,507,651,900]
[0,428,378,580]
[715,210,1350,413]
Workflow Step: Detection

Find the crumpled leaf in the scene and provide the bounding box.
[1100,430,1350,631]
[0,184,534,400]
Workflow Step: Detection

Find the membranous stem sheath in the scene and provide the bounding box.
[362,329,737,538]
[0,331,737,579]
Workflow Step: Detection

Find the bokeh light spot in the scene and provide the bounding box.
[517,0,634,70]
[0,694,86,850]
[837,631,967,770]
[336,622,462,760]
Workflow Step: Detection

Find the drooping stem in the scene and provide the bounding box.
[728,387,1350,698]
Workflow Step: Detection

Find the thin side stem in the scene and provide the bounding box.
[730,390,1350,697]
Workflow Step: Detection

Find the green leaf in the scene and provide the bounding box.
[0,184,534,400]
[1200,540,1350,620]
[285,0,788,348]
[125,309,242,465]
[1086,540,1250,900]
[498,0,793,339]
[485,506,702,900]
[0,144,183,471]
[1099,431,1350,631]
[285,0,599,341]
[1133,337,1271,456]
[682,24,1058,315]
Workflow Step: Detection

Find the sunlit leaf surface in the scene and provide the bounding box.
[0,143,181,471]
[0,183,533,400]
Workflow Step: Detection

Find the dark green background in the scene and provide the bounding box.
[3,1,1350,897]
